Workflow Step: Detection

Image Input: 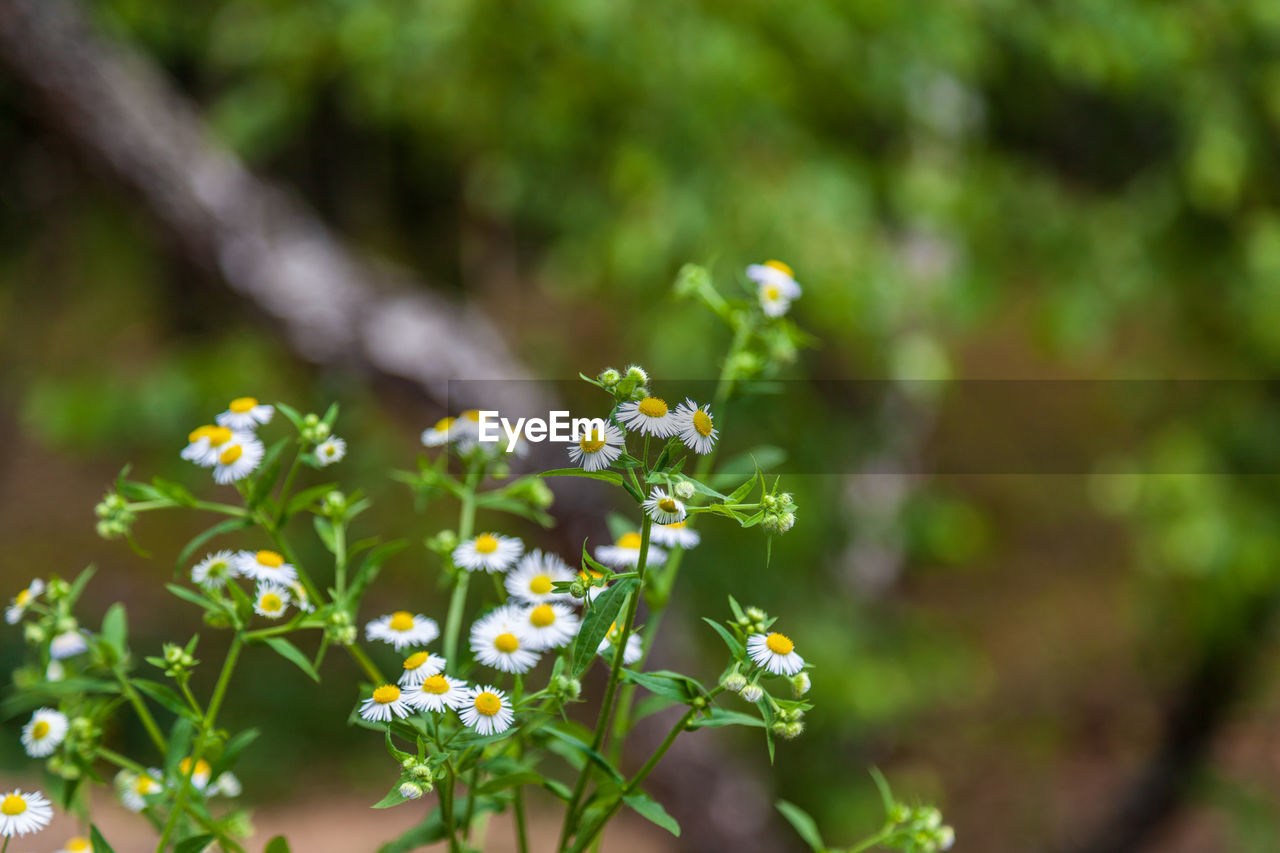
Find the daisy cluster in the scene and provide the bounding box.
[6,575,90,683]
[714,601,814,740]
[187,549,314,621]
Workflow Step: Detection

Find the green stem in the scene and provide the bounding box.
[96,746,146,773]
[346,643,384,684]
[513,786,530,853]
[115,670,167,755]
[461,762,480,840]
[441,762,460,853]
[847,828,895,853]
[178,681,205,718]
[272,449,305,528]
[442,460,483,671]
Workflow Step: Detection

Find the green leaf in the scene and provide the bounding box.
[571,578,638,677]
[275,402,304,429]
[542,727,626,786]
[166,584,219,613]
[624,792,681,836]
[101,602,128,658]
[321,401,340,429]
[286,482,339,517]
[65,565,96,607]
[540,467,624,485]
[164,717,195,780]
[90,825,117,853]
[176,517,254,576]
[210,727,260,780]
[174,834,216,853]
[687,708,765,729]
[775,800,825,852]
[264,636,321,682]
[376,796,500,853]
[249,438,290,507]
[372,780,410,809]
[620,669,702,703]
[133,680,196,720]
[346,540,408,603]
[151,476,198,507]
[702,617,745,658]
[477,771,543,794]
[313,516,338,553]
[264,836,292,853]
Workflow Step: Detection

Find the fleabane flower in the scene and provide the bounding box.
[115,768,163,813]
[451,409,486,450]
[567,422,625,472]
[642,488,687,525]
[216,397,274,431]
[747,260,802,317]
[180,425,223,465]
[616,396,677,437]
[594,532,667,569]
[470,608,540,674]
[191,550,237,590]
[0,789,52,837]
[315,436,347,466]
[211,433,265,484]
[405,673,469,713]
[21,708,68,758]
[176,758,213,791]
[453,533,523,573]
[56,836,93,853]
[360,684,411,723]
[234,550,298,585]
[517,602,580,651]
[50,631,88,660]
[398,651,447,687]
[674,398,718,455]
[459,685,514,735]
[421,416,455,447]
[253,582,292,619]
[747,631,805,676]
[289,581,315,613]
[505,550,575,604]
[366,611,440,651]
[650,521,700,549]
[6,578,44,625]
[597,623,643,666]
[212,772,242,797]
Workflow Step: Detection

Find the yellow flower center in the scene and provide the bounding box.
[389,611,415,632]
[693,410,714,437]
[206,427,234,447]
[474,692,502,716]
[433,416,454,432]
[617,532,642,549]
[403,652,431,671]
[637,397,668,418]
[578,569,603,583]
[579,430,606,453]
[529,604,556,628]
[229,397,259,413]
[179,758,211,777]
[421,675,450,695]
[67,838,91,852]
[666,521,687,529]
[529,575,553,595]
[257,550,284,568]
[135,776,157,794]
[219,445,243,465]
[462,409,483,422]
[31,720,50,739]
[1,794,26,816]
[325,444,337,456]
[764,259,794,277]
[764,284,781,301]
[474,534,499,554]
[658,498,679,513]
[494,632,520,653]
[372,685,401,704]
[260,593,282,612]
[15,589,30,606]
[765,633,794,655]
[188,424,218,443]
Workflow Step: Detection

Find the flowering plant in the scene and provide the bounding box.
[2,262,951,853]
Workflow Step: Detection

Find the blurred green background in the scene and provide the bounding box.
[6,0,1280,850]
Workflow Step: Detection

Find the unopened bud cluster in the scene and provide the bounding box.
[325,609,356,645]
[770,706,806,740]
[760,492,797,535]
[300,413,331,445]
[883,804,955,852]
[161,643,198,679]
[596,364,651,401]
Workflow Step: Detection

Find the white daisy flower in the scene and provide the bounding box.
[211,433,265,484]
[747,632,805,676]
[213,771,242,797]
[365,611,440,651]
[450,409,486,450]
[453,533,524,573]
[458,685,515,736]
[176,757,212,791]
[616,396,677,437]
[253,582,291,619]
[289,581,315,613]
[21,708,68,758]
[180,424,221,464]
[115,768,163,813]
[315,436,346,466]
[398,651,447,687]
[649,521,700,549]
[359,684,411,723]
[234,550,298,585]
[421,416,455,447]
[470,608,540,674]
[566,422,626,472]
[747,260,802,317]
[673,398,718,455]
[56,835,94,853]
[216,397,274,431]
[597,624,643,667]
[0,789,52,837]
[594,532,667,569]
[517,603,580,651]
[191,550,238,590]
[404,673,470,713]
[50,631,88,660]
[6,578,44,625]
[642,488,687,525]
[505,550,575,604]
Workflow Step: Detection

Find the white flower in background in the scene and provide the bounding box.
[404,673,470,713]
[674,398,718,455]
[360,684,411,723]
[289,581,315,614]
[398,651,447,687]
[191,551,237,590]
[0,789,52,837]
[505,550,575,604]
[421,416,455,447]
[55,835,94,853]
[747,260,801,317]
[211,434,265,484]
[212,772,241,797]
[458,685,514,736]
[453,533,524,573]
[234,550,298,585]
[115,768,162,813]
[180,425,222,465]
[365,611,440,651]
[594,532,667,569]
[6,578,44,625]
[450,409,486,450]
[176,757,213,791]
[50,631,88,660]
[216,397,274,431]
[470,608,540,674]
[21,708,68,758]
[567,421,625,472]
[642,488,687,525]
[517,603,580,651]
[253,582,291,620]
[597,624,643,666]
[650,521,700,549]
[747,632,805,676]
[315,436,347,466]
[616,396,677,437]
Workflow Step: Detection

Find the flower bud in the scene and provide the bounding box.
[790,672,811,697]
[55,617,78,634]
[426,530,459,554]
[490,461,510,480]
[625,365,649,385]
[781,721,805,739]
[569,582,587,599]
[598,368,622,388]
[740,683,764,703]
[203,609,232,629]
[746,607,767,622]
[24,623,47,645]
[672,263,711,298]
[399,782,424,800]
[411,763,434,781]
[304,414,320,427]
[721,672,748,693]
[551,675,582,702]
[936,826,955,850]
[674,481,696,501]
